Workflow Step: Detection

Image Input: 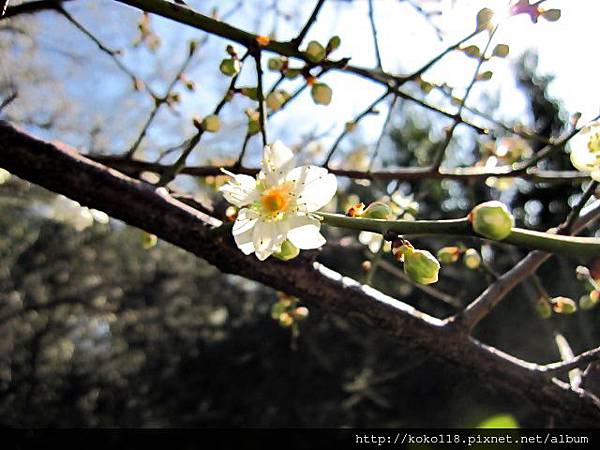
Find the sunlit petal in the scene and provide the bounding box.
[286,165,337,212]
[286,215,326,249]
[261,141,295,184]
[252,220,287,260]
[220,173,258,207]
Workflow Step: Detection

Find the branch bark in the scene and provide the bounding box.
[2,0,69,19]
[1,120,600,425]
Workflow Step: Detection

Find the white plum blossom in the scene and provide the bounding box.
[52,195,109,231]
[570,121,600,182]
[220,141,337,260]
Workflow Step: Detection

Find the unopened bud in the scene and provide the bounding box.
[326,36,341,53]
[305,40,326,63]
[361,260,372,273]
[437,246,461,264]
[141,232,157,249]
[469,201,514,240]
[346,202,365,217]
[267,57,285,71]
[463,248,481,269]
[550,296,577,314]
[241,87,259,101]
[285,68,301,80]
[225,45,237,56]
[278,312,294,327]
[401,245,440,285]
[541,9,561,22]
[293,307,309,320]
[361,202,393,220]
[219,58,240,77]
[266,90,286,111]
[247,118,261,136]
[201,115,221,132]
[580,291,600,311]
[311,82,332,105]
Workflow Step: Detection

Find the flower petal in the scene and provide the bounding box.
[260,141,295,185]
[252,219,287,261]
[232,208,258,255]
[220,173,258,207]
[286,215,326,249]
[285,165,337,212]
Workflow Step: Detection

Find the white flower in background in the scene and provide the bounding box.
[0,169,10,185]
[570,121,600,182]
[52,195,109,231]
[391,191,419,219]
[220,141,337,260]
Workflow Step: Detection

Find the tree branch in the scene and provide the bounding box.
[1,120,600,425]
[2,0,69,20]
[455,201,600,330]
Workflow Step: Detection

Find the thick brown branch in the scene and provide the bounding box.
[1,121,600,425]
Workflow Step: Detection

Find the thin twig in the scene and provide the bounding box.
[126,44,197,158]
[291,0,327,48]
[254,50,268,147]
[367,0,383,69]
[323,90,390,167]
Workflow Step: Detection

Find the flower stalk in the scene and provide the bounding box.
[317,212,600,259]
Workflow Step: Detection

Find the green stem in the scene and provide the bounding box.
[317,213,600,259]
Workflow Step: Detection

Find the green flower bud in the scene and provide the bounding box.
[541,9,561,22]
[219,58,240,76]
[326,35,341,53]
[271,301,287,320]
[284,68,301,79]
[360,201,393,220]
[477,70,493,81]
[188,39,200,55]
[580,291,599,311]
[201,115,221,133]
[311,82,332,105]
[470,201,514,240]
[437,246,461,264]
[266,90,286,111]
[462,45,481,58]
[580,295,596,311]
[493,44,510,58]
[141,232,157,249]
[402,245,440,285]
[305,40,326,63]
[273,240,300,261]
[247,118,261,136]
[463,248,482,269]
[267,57,285,71]
[550,296,577,314]
[476,7,494,31]
[240,87,259,101]
[278,312,294,327]
[535,298,552,319]
[225,45,237,56]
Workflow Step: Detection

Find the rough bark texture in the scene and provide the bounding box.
[1,120,600,426]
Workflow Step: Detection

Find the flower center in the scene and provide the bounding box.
[260,185,291,215]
